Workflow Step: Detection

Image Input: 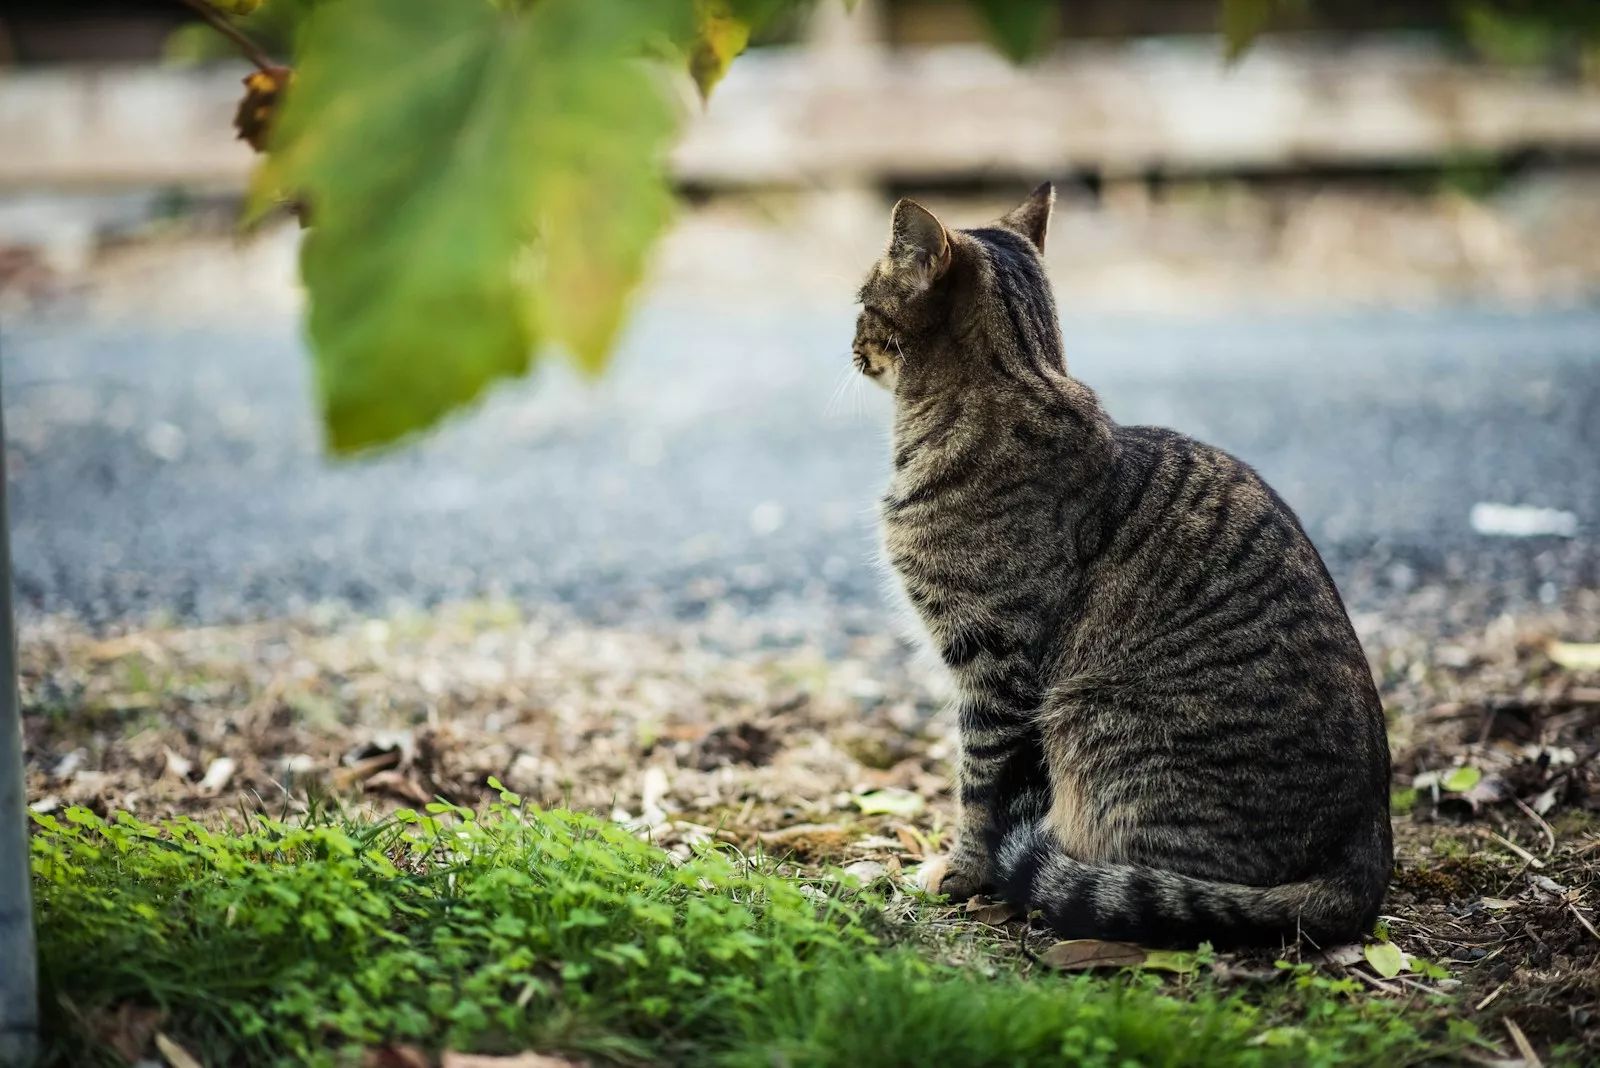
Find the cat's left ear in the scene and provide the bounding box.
[889,198,951,288]
[999,182,1054,252]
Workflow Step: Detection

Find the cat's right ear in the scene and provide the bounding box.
[889,198,951,289]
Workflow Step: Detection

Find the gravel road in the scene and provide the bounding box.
[5,297,1599,638]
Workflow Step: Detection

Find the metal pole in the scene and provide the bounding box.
[0,347,39,1064]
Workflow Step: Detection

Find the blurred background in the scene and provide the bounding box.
[3,0,1599,646]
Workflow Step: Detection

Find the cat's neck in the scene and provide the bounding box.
[889,365,1108,471]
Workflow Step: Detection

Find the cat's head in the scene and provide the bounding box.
[852,183,1055,392]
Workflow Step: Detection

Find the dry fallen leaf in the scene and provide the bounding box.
[364,1045,432,1068]
[894,824,927,858]
[441,1053,587,1068]
[1039,940,1150,970]
[155,1031,206,1068]
[333,750,403,791]
[965,899,1020,926]
[197,757,237,795]
[1037,939,1195,973]
[93,1002,164,1062]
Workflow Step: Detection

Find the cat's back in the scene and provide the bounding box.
[1068,421,1382,730]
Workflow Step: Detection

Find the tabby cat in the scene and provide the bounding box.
[851,185,1391,947]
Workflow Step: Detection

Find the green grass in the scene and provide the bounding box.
[31,785,1478,1067]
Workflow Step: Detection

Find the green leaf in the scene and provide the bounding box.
[1364,941,1406,979]
[1219,0,1278,61]
[1443,765,1482,793]
[970,0,1056,63]
[259,0,691,453]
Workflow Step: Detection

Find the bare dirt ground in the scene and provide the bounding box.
[19,594,1600,1063]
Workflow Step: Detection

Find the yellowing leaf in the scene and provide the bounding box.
[258,0,691,453]
[689,0,750,100]
[1443,765,1482,793]
[1219,0,1279,61]
[971,0,1056,63]
[853,789,925,817]
[1363,941,1406,979]
[1139,949,1199,974]
[1549,640,1600,671]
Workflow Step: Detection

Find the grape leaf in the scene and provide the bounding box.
[256,0,692,453]
[1219,0,1279,61]
[690,0,751,100]
[971,0,1056,63]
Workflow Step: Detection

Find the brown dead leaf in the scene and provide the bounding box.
[364,1045,432,1068]
[365,770,433,806]
[894,823,927,858]
[966,900,1020,926]
[234,66,293,153]
[759,823,853,863]
[916,854,949,895]
[1038,939,1150,971]
[92,1002,164,1062]
[333,750,403,791]
[441,1053,586,1068]
[155,1031,205,1068]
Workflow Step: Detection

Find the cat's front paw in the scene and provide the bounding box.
[928,851,991,903]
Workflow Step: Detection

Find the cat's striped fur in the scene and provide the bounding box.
[851,185,1392,947]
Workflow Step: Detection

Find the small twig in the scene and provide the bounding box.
[1568,900,1600,943]
[176,0,276,72]
[1474,980,1508,1011]
[1345,967,1402,995]
[1503,1018,1542,1068]
[1511,795,1557,855]
[1472,826,1546,869]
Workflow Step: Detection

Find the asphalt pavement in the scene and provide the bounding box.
[5,297,1599,639]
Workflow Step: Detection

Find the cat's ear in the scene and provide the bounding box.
[999,182,1054,252]
[889,198,951,287]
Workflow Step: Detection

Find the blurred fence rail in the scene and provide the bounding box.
[3,39,1600,191]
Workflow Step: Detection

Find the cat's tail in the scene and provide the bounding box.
[993,822,1384,948]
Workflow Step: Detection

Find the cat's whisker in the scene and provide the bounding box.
[823,360,856,418]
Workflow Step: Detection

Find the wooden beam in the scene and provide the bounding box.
[1,39,1599,191]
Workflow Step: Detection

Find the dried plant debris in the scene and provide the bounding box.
[18,598,1600,1060]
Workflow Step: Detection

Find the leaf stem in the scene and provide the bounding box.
[175,0,277,72]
